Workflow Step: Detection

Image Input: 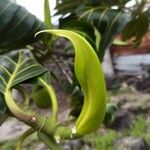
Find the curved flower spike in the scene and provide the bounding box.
[36,30,107,137]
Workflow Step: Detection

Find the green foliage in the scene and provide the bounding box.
[0,0,45,51]
[32,85,52,108]
[56,0,131,61]
[0,28,108,149]
[55,0,130,16]
[126,116,150,143]
[56,0,150,61]
[35,72,59,120]
[44,0,52,28]
[0,50,47,94]
[103,103,117,126]
[55,0,82,16]
[0,132,40,150]
[129,116,146,137]
[0,93,7,116]
[83,115,150,149]
[0,49,47,127]
[0,93,8,126]
[0,140,16,150]
[122,12,149,47]
[86,130,117,150]
[59,15,96,49]
[37,29,107,137]
[0,0,120,148]
[80,8,130,60]
[100,0,131,6]
[1,0,149,148]
[95,130,117,150]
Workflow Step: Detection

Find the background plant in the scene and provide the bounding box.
[56,0,149,60]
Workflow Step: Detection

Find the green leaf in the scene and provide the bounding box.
[30,71,52,86]
[0,0,46,50]
[122,12,149,47]
[0,50,47,93]
[38,72,51,84]
[55,0,82,16]
[101,0,131,6]
[55,0,131,16]
[94,26,101,51]
[103,103,117,126]
[77,8,131,60]
[0,93,8,126]
[36,29,107,136]
[44,0,52,28]
[59,14,96,50]
[0,93,7,116]
[57,2,131,61]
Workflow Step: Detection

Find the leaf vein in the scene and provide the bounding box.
[15,64,41,76]
[0,65,11,76]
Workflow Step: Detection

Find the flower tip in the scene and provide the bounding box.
[54,135,61,144]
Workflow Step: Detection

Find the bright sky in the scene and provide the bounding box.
[16,0,59,24]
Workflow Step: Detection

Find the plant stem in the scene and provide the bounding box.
[16,128,35,150]
[4,88,74,140]
[4,89,31,122]
[39,78,58,122]
[38,131,61,150]
[4,89,56,134]
[53,125,73,140]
